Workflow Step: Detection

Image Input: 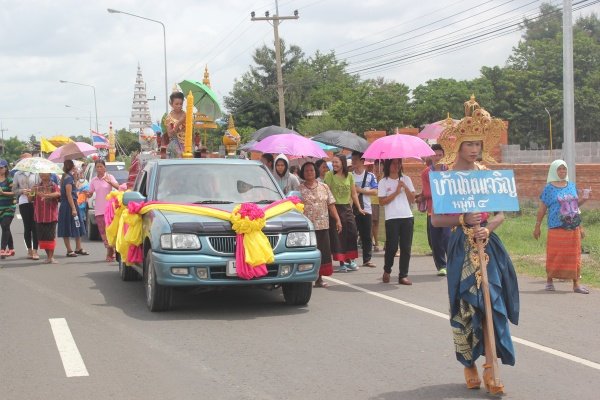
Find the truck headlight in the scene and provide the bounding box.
[286,231,316,247]
[160,234,201,250]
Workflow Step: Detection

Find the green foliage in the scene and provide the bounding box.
[223,3,600,148]
[69,135,91,144]
[297,114,344,137]
[1,136,27,164]
[410,210,600,287]
[115,129,140,155]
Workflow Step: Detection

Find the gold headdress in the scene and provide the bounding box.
[438,95,503,165]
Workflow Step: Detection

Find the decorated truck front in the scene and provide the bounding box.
[108,158,320,311]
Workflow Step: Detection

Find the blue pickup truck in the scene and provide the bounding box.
[120,158,321,311]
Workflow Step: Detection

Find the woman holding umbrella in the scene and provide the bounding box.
[377,158,416,285]
[431,100,519,395]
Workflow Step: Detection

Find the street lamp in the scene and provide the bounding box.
[107,8,169,117]
[60,80,99,134]
[544,107,553,159]
[65,105,92,134]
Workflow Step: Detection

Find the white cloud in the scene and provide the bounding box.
[1,0,598,142]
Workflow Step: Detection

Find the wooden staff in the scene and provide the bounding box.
[476,223,501,389]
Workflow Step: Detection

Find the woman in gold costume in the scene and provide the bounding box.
[165,91,186,159]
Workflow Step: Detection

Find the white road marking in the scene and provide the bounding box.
[325,276,600,371]
[49,318,89,377]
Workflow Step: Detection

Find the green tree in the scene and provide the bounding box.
[330,78,412,134]
[297,114,344,137]
[486,4,600,147]
[115,129,140,155]
[411,78,495,127]
[69,135,92,144]
[1,136,27,164]
[224,39,304,129]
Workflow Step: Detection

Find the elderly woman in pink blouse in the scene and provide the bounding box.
[299,161,342,288]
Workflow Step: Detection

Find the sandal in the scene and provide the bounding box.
[545,283,555,291]
[482,364,504,395]
[105,256,116,262]
[66,252,78,257]
[464,365,481,389]
[574,286,590,294]
[362,261,377,268]
[314,280,329,288]
[32,254,40,260]
[74,249,89,255]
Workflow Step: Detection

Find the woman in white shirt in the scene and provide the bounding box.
[378,158,416,285]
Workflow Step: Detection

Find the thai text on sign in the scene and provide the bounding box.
[429,170,520,214]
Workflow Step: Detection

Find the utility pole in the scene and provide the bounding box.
[0,121,7,155]
[563,0,576,181]
[251,1,299,128]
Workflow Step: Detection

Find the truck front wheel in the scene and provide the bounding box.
[144,251,172,311]
[282,282,312,306]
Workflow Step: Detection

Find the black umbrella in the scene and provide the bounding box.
[312,130,369,153]
[251,125,300,141]
[240,140,258,152]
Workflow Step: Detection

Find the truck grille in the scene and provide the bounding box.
[208,235,280,254]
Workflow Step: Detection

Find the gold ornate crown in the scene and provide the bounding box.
[438,95,503,165]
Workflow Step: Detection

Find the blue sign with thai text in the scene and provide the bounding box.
[430,170,520,214]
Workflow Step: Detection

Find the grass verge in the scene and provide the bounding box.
[379,206,600,287]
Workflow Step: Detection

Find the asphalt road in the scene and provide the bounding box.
[1,216,599,400]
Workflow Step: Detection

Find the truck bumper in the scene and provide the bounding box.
[151,250,321,286]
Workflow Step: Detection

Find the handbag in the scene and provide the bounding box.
[353,171,368,216]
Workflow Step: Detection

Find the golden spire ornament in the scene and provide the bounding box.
[203,65,211,88]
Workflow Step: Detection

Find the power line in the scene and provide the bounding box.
[346,0,594,75]
[345,0,542,67]
[337,0,503,57]
[342,0,534,63]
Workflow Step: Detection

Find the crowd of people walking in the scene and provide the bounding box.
[0,153,120,264]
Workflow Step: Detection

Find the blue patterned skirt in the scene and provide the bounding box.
[447,227,520,367]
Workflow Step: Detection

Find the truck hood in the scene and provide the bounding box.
[159,207,311,234]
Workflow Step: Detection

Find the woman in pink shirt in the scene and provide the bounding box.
[85,160,119,262]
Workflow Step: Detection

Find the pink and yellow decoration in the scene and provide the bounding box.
[104,196,304,280]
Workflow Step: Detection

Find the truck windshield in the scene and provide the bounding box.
[155,164,283,204]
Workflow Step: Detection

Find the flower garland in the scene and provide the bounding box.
[104,196,304,280]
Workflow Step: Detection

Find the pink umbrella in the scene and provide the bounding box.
[363,133,435,160]
[418,118,459,139]
[251,133,327,158]
[48,141,98,162]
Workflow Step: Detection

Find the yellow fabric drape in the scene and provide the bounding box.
[106,198,303,266]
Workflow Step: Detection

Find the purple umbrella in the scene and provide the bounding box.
[363,133,435,160]
[48,141,98,162]
[251,134,327,158]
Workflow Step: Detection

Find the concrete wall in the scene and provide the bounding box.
[501,142,600,164]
